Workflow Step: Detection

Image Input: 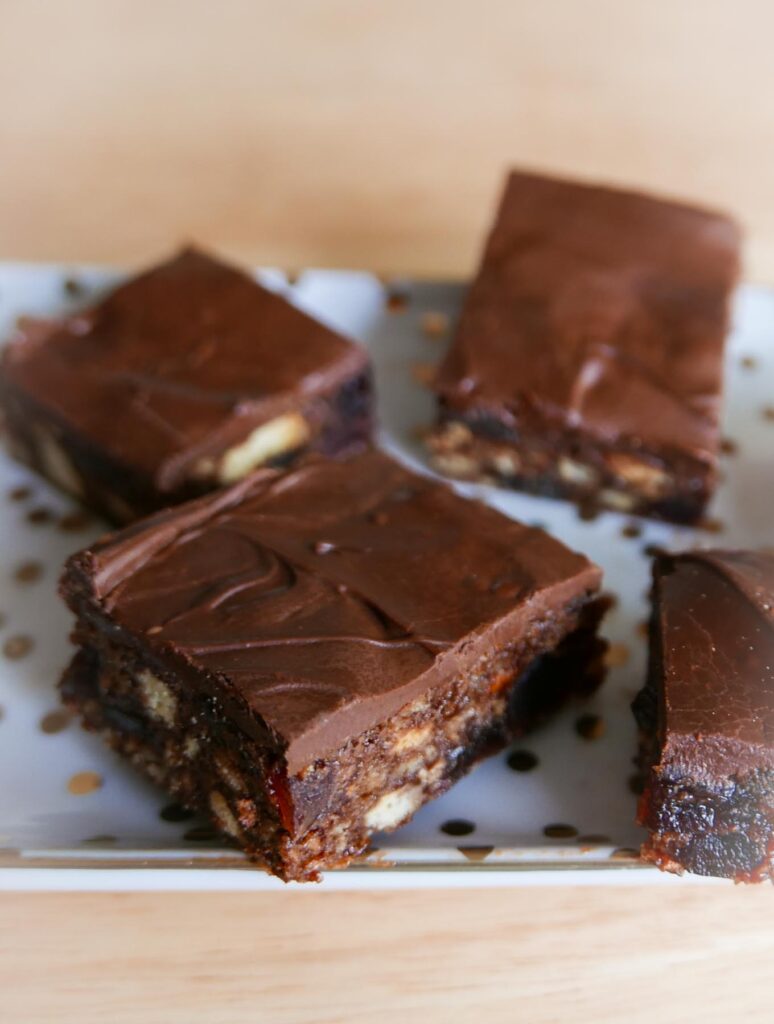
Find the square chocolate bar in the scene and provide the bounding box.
[0,249,372,522]
[428,171,741,524]
[60,451,607,880]
[634,549,774,881]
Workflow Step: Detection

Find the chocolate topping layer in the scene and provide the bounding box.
[653,549,774,781]
[435,171,741,462]
[2,248,368,488]
[63,451,601,771]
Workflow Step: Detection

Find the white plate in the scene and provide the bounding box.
[0,263,771,889]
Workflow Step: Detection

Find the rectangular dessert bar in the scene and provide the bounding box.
[633,549,774,881]
[428,171,741,524]
[60,450,607,881]
[0,248,372,523]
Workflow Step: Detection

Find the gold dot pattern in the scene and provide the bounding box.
[699,517,725,533]
[610,847,640,861]
[68,771,103,795]
[57,510,93,533]
[421,311,449,338]
[0,265,769,876]
[63,277,84,298]
[184,825,219,842]
[544,824,579,839]
[40,709,72,734]
[13,560,43,584]
[440,819,475,837]
[506,750,538,772]
[575,713,606,741]
[26,507,53,525]
[3,634,33,660]
[411,362,436,387]
[604,644,630,669]
[385,289,409,313]
[458,846,494,862]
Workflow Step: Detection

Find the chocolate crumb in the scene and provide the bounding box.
[622,522,642,539]
[543,823,578,839]
[440,819,476,837]
[506,749,538,772]
[699,517,725,534]
[762,406,774,422]
[636,620,649,638]
[740,356,758,370]
[13,560,43,584]
[575,713,606,741]
[8,485,31,502]
[160,802,195,823]
[3,634,33,660]
[720,437,738,456]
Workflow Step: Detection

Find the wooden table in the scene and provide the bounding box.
[1,3,773,1020]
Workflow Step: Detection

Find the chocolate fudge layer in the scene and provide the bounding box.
[633,550,774,881]
[60,451,607,881]
[428,171,741,524]
[0,249,372,522]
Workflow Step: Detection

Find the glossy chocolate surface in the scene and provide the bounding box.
[63,451,601,771]
[2,248,368,488]
[435,171,741,462]
[652,549,774,780]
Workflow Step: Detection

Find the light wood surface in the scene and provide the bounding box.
[1,887,773,1023]
[2,0,774,280]
[3,3,774,1021]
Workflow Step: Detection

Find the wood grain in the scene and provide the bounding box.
[1,0,774,280]
[1,887,773,1023]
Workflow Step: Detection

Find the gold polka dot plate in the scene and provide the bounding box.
[0,264,771,888]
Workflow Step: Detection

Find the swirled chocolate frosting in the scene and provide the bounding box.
[435,171,741,462]
[3,248,368,486]
[63,451,601,770]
